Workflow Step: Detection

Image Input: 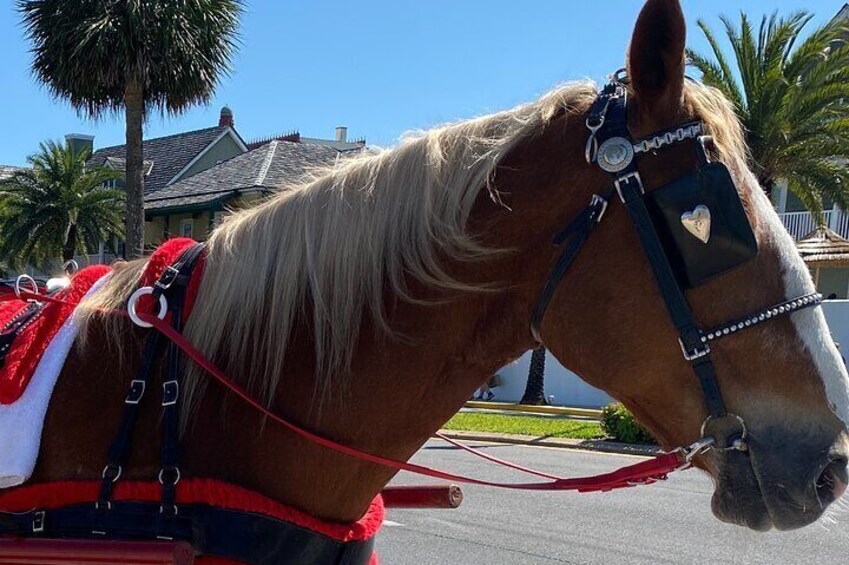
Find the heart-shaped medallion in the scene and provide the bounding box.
[681,205,711,243]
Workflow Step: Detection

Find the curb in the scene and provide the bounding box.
[463,401,602,420]
[437,430,661,457]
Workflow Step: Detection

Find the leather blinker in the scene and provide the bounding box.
[645,158,758,288]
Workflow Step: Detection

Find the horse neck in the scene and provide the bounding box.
[37,113,594,526]
[216,256,535,522]
[203,117,597,522]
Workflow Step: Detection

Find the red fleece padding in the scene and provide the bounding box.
[0,479,382,564]
[0,239,201,405]
[0,479,384,543]
[0,265,110,404]
[136,238,205,320]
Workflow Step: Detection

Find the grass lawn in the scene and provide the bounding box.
[444,412,603,440]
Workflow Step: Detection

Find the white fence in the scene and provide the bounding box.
[496,300,849,408]
[779,210,849,240]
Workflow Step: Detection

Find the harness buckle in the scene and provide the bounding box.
[101,464,122,483]
[32,511,45,533]
[125,379,146,405]
[155,266,182,291]
[162,380,179,406]
[678,337,710,361]
[614,172,644,203]
[158,466,182,486]
[589,194,608,223]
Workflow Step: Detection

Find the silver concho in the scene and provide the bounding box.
[596,137,634,173]
[681,205,711,244]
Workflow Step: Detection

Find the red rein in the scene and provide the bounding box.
[10,287,689,493]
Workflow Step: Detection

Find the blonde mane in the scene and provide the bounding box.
[77,80,748,422]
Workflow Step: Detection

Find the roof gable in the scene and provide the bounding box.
[89,125,244,195]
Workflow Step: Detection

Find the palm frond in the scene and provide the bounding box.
[689,9,849,209]
[0,141,125,268]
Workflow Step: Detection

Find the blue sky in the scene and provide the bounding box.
[0,1,845,166]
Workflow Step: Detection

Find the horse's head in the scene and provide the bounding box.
[527,0,849,530]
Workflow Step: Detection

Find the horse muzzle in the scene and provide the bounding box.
[710,426,849,531]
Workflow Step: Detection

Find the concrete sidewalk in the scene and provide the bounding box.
[437,429,660,457]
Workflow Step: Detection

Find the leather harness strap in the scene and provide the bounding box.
[529,192,611,344]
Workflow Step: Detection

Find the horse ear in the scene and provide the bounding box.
[627,0,686,118]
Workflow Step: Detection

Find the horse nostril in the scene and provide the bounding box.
[817,457,849,501]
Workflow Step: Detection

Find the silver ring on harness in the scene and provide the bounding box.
[700,412,748,452]
[14,275,39,302]
[127,286,168,328]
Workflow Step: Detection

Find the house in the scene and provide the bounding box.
[144,138,361,245]
[68,107,364,261]
[86,108,248,196]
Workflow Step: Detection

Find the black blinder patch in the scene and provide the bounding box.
[645,162,758,288]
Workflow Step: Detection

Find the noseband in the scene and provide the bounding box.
[530,76,822,453]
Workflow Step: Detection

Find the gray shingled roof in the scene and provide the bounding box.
[90,126,232,195]
[146,140,355,211]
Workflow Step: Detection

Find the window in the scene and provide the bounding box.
[180,219,194,239]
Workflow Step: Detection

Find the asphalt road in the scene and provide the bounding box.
[376,440,849,565]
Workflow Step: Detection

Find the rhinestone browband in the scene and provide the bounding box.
[632,122,704,154]
[700,292,823,344]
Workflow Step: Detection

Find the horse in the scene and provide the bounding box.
[5,0,848,560]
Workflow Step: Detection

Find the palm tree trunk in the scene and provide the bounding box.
[520,347,548,405]
[124,78,145,259]
[62,224,77,262]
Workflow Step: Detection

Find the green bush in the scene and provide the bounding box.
[600,403,656,444]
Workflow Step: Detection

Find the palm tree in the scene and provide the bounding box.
[18,0,242,258]
[520,347,548,405]
[0,141,124,268]
[687,11,849,215]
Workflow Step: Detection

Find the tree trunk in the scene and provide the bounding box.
[124,78,145,259]
[520,347,548,405]
[62,224,77,262]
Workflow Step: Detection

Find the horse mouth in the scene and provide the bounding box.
[710,440,849,531]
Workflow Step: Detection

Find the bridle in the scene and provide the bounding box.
[530,74,822,455]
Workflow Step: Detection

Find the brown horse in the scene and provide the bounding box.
[25,0,849,545]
